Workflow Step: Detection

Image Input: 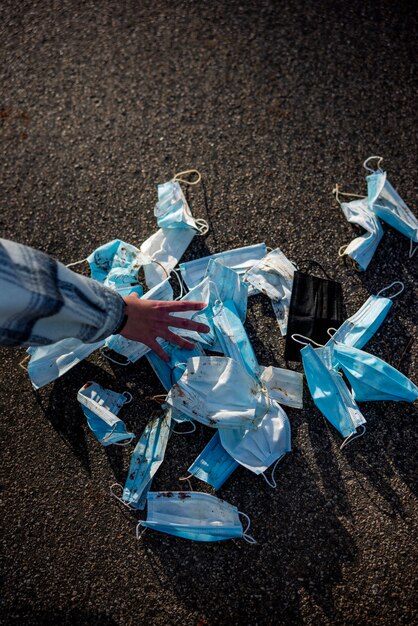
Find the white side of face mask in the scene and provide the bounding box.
[141,228,196,289]
[259,365,304,409]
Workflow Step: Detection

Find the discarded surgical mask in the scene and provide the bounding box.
[332,343,418,403]
[187,431,239,490]
[154,180,199,230]
[220,401,291,487]
[140,227,196,289]
[122,409,171,509]
[301,343,366,440]
[258,365,304,409]
[285,262,344,362]
[87,239,148,285]
[27,337,105,389]
[365,156,418,255]
[104,278,173,365]
[206,259,249,322]
[166,356,273,430]
[137,491,256,543]
[179,243,267,296]
[212,298,259,378]
[77,382,134,446]
[168,278,215,347]
[244,247,296,335]
[146,339,205,391]
[320,282,403,370]
[338,197,384,271]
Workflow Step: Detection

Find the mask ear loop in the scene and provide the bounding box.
[66,258,88,268]
[110,483,132,509]
[172,169,202,185]
[376,281,405,299]
[170,268,185,300]
[261,454,285,489]
[122,391,133,404]
[171,420,196,435]
[147,394,167,405]
[333,184,366,206]
[340,424,366,449]
[291,334,324,348]
[195,218,209,236]
[19,354,30,371]
[363,156,384,173]
[238,511,257,544]
[100,348,131,366]
[409,239,418,259]
[136,522,148,539]
[178,474,193,490]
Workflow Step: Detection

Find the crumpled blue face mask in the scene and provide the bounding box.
[87,239,149,285]
[300,343,366,442]
[332,343,418,403]
[166,356,273,430]
[319,282,403,370]
[120,409,172,509]
[219,401,291,488]
[187,431,239,490]
[212,298,259,378]
[104,278,174,365]
[258,366,304,409]
[137,491,256,543]
[146,339,205,392]
[140,227,196,290]
[168,277,215,348]
[27,337,106,389]
[244,247,297,335]
[179,243,267,296]
[364,156,418,257]
[337,195,384,271]
[77,382,134,446]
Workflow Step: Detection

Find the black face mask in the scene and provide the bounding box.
[285,262,344,362]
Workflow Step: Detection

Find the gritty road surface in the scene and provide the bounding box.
[0,1,417,625]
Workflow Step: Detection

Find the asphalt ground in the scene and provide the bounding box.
[0,1,417,624]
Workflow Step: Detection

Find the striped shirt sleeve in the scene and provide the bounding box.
[0,238,125,347]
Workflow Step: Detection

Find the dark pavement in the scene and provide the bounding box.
[1,1,417,624]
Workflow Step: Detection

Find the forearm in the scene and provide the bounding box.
[0,238,125,347]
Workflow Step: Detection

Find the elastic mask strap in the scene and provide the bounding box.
[327,327,338,342]
[338,245,362,272]
[171,268,185,300]
[136,522,148,540]
[340,425,366,450]
[409,239,418,259]
[123,391,133,404]
[171,420,196,435]
[363,155,384,173]
[110,483,132,509]
[298,260,334,280]
[19,354,30,371]
[338,244,348,257]
[195,218,209,236]
[291,333,324,348]
[172,169,202,185]
[147,394,167,405]
[333,184,366,206]
[150,258,170,279]
[113,434,135,447]
[100,347,131,366]
[376,281,404,299]
[261,455,284,489]
[238,511,257,544]
[66,258,88,268]
[178,474,193,490]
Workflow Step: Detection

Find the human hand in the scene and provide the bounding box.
[120,294,210,362]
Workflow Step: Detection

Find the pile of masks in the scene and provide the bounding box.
[335,155,418,271]
[24,168,418,544]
